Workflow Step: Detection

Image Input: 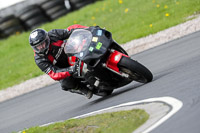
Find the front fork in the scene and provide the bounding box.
[103,49,129,78]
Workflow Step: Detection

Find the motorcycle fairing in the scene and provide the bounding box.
[64,26,113,67]
[106,50,129,72]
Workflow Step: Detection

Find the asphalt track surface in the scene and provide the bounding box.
[1,31,200,133]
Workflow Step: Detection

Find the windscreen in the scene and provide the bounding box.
[64,29,92,54]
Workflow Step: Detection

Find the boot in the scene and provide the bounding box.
[69,86,93,99]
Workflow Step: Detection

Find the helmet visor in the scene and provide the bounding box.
[32,36,50,54]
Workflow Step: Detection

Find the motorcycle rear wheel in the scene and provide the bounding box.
[118,56,153,83]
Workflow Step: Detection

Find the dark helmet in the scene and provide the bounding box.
[29,29,50,55]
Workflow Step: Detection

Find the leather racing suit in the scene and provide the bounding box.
[34,24,88,91]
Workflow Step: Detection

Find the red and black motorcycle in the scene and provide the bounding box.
[64,26,153,96]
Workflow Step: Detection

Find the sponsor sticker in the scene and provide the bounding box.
[80,52,84,57]
[97,30,102,36]
[92,37,98,42]
[30,31,38,38]
[89,47,94,52]
[96,42,102,50]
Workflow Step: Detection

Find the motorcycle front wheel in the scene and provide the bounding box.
[118,56,153,83]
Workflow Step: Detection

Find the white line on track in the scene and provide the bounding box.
[22,97,183,133]
[139,97,183,133]
[73,97,183,133]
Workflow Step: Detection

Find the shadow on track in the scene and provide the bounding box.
[86,70,172,104]
[152,70,173,81]
[70,82,144,113]
[68,71,171,115]
[89,83,143,104]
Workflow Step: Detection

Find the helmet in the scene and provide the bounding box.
[29,29,50,55]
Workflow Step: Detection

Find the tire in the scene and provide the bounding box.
[3,25,24,36]
[41,0,65,10]
[0,25,24,38]
[45,5,68,16]
[118,56,153,83]
[18,8,42,21]
[0,16,20,31]
[74,1,94,9]
[49,8,68,20]
[0,31,6,38]
[17,5,49,30]
[40,0,69,21]
[0,15,24,38]
[0,15,15,23]
[69,0,95,10]
[25,15,48,29]
[70,0,94,3]
[16,5,42,17]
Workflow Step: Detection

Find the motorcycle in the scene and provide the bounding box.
[64,26,153,96]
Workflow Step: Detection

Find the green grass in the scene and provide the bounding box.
[1,0,200,90]
[19,109,149,133]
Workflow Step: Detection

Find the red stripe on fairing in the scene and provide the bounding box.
[52,40,63,47]
[67,24,88,31]
[48,70,71,80]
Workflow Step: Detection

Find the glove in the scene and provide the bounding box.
[68,61,80,78]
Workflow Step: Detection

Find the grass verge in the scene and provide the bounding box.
[19,109,149,133]
[0,0,200,90]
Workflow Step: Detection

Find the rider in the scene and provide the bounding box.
[29,24,93,99]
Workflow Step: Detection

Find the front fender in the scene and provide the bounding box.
[106,50,129,72]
